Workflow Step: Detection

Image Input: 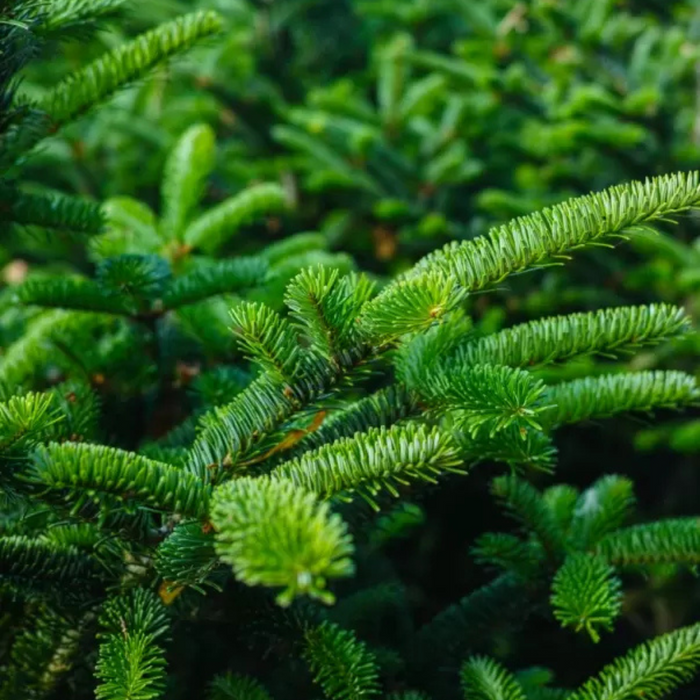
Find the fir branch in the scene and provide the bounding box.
[393,311,473,389]
[471,533,542,579]
[412,172,700,285]
[229,302,304,381]
[568,476,636,550]
[361,172,700,339]
[594,518,700,566]
[39,0,127,35]
[155,522,222,592]
[183,183,288,253]
[30,442,210,519]
[43,379,101,444]
[9,189,104,236]
[15,276,137,315]
[408,574,533,680]
[95,589,170,700]
[420,363,550,437]
[457,426,558,473]
[271,424,465,509]
[460,656,527,700]
[284,267,375,366]
[160,123,216,240]
[491,475,565,559]
[303,621,380,700]
[0,391,61,453]
[543,371,700,427]
[295,385,419,454]
[550,554,622,643]
[97,254,171,301]
[455,304,689,369]
[208,672,272,700]
[360,272,469,343]
[187,373,298,479]
[162,256,269,309]
[569,623,700,700]
[0,535,102,598]
[542,485,579,536]
[43,10,223,128]
[211,477,354,605]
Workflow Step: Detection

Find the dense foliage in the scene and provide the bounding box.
[2,1,700,699]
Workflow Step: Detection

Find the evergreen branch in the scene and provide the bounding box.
[393,312,473,390]
[162,256,269,308]
[550,554,622,643]
[303,621,380,700]
[368,503,426,549]
[95,588,170,700]
[284,267,375,365]
[543,371,700,428]
[187,373,298,479]
[9,189,104,235]
[43,10,223,127]
[0,535,102,597]
[594,518,700,566]
[420,363,550,437]
[97,254,170,301]
[456,304,689,369]
[160,123,216,240]
[568,476,636,550]
[30,442,210,518]
[211,477,354,605]
[295,385,419,454]
[183,183,288,253]
[15,276,137,314]
[360,272,468,343]
[208,672,272,700]
[39,0,126,35]
[271,424,465,509]
[0,391,61,453]
[408,574,533,679]
[569,623,700,700]
[543,485,579,536]
[155,522,222,592]
[43,379,101,444]
[412,172,700,286]
[187,316,366,477]
[460,656,527,700]
[458,426,558,473]
[361,172,700,339]
[229,302,304,381]
[515,669,571,700]
[471,533,542,579]
[491,475,565,559]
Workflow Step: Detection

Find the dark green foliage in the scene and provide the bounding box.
[3,2,700,699]
[550,554,622,643]
[95,589,170,700]
[303,621,380,700]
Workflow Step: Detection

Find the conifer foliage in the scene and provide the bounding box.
[2,2,700,700]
